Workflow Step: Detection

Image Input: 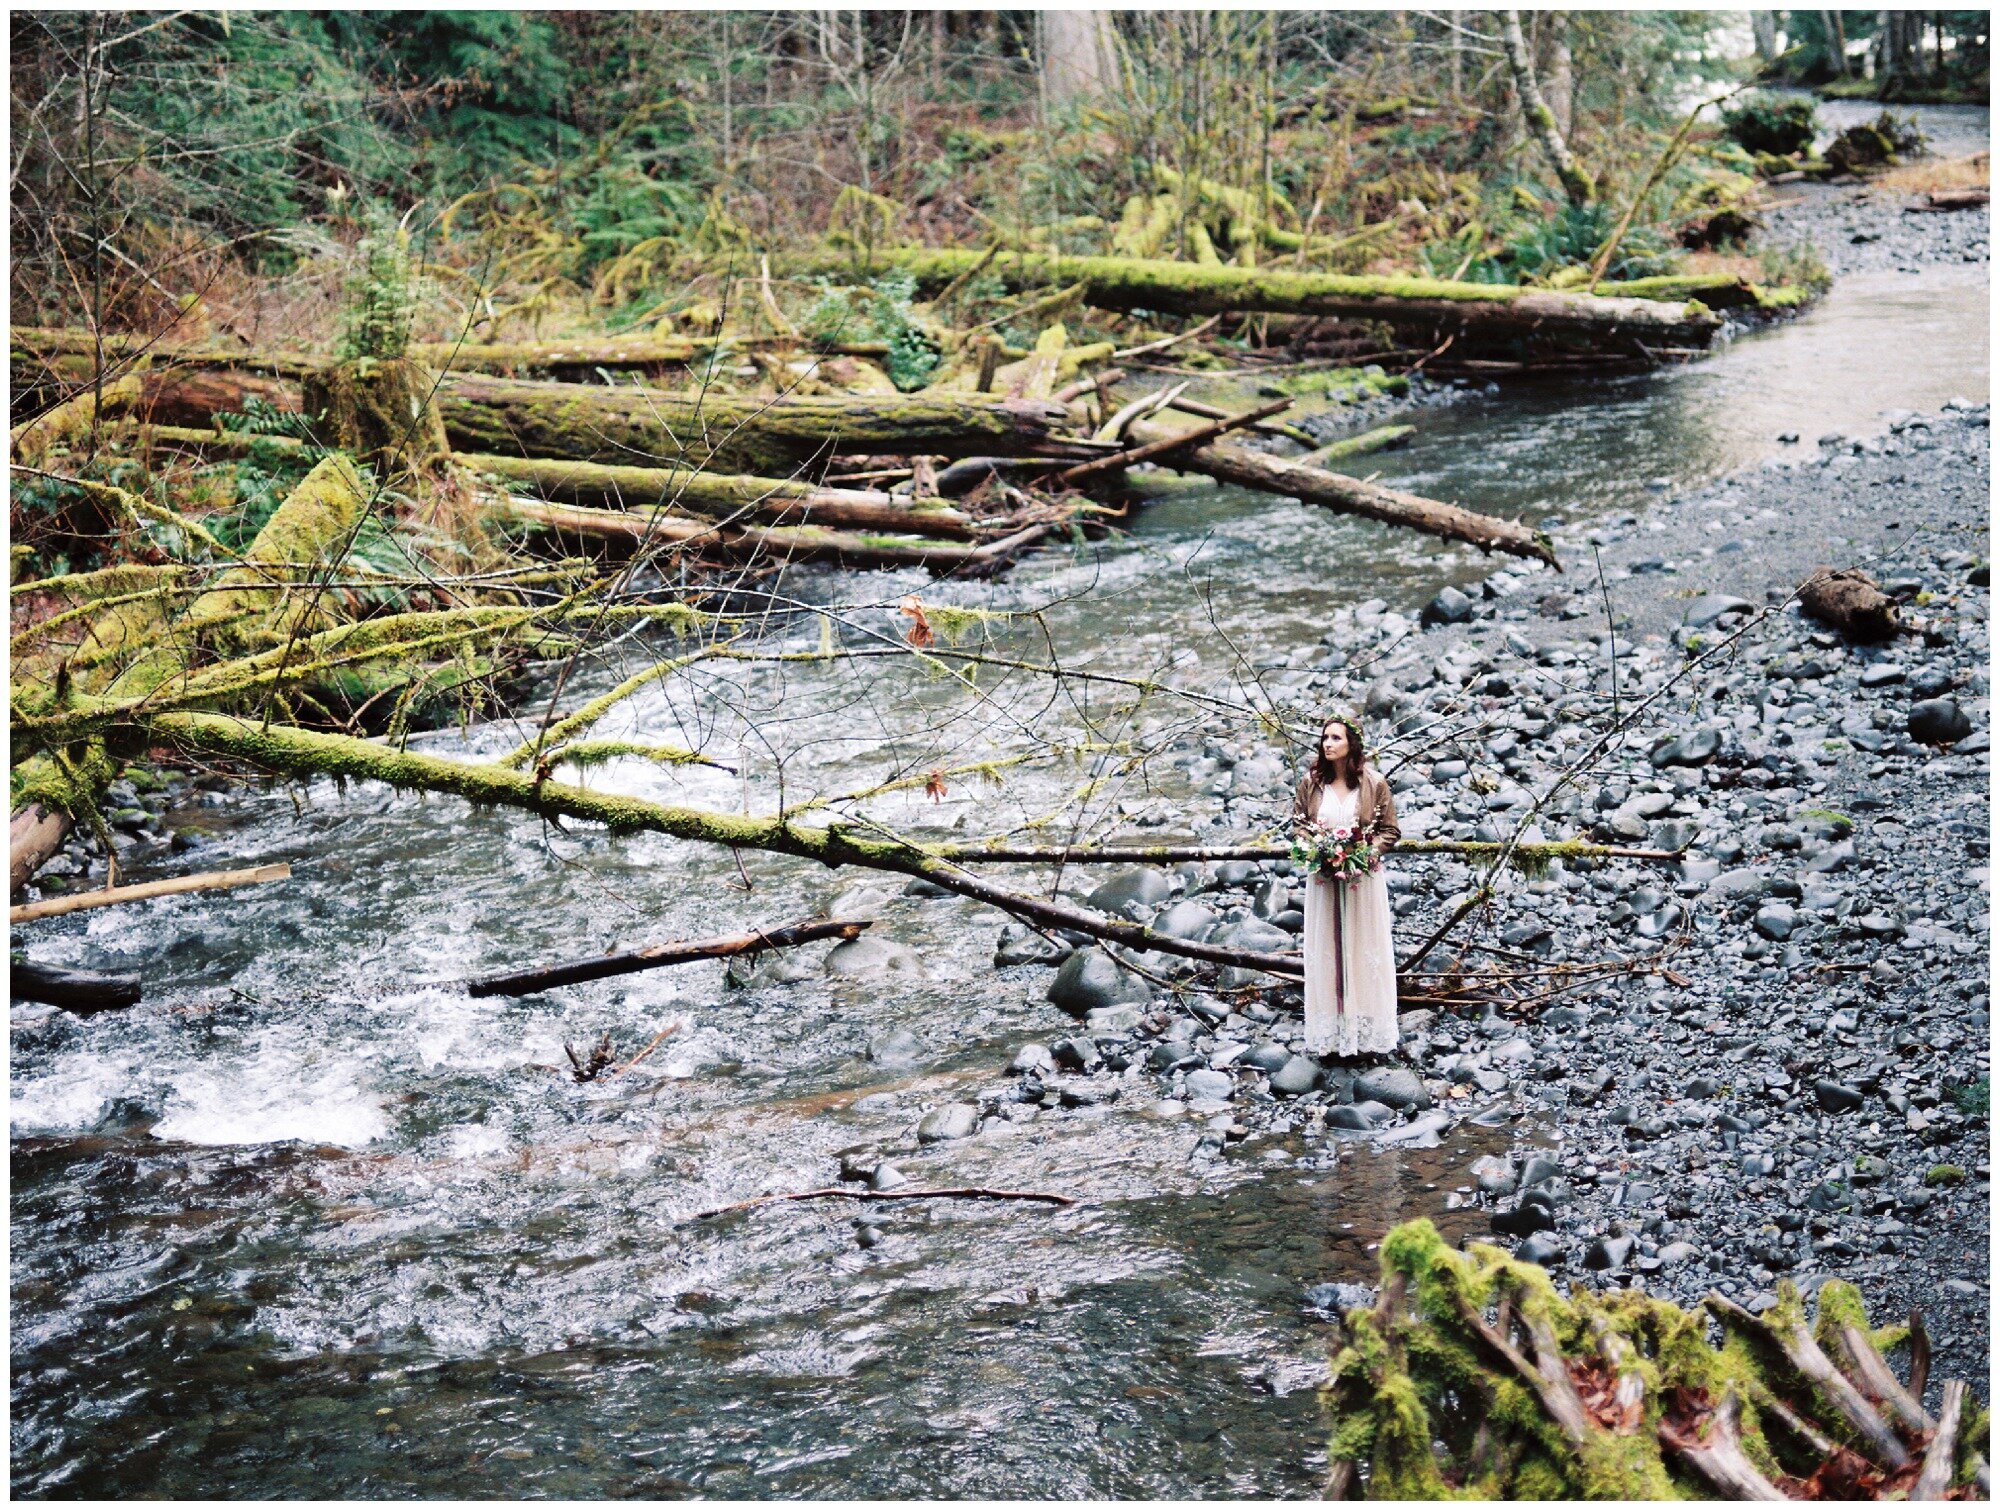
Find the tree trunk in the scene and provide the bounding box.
[1544,13,1575,140]
[1040,10,1121,108]
[10,801,72,895]
[1752,10,1779,63]
[143,710,1308,979]
[1500,10,1594,204]
[1826,10,1850,76]
[1122,416,1559,565]
[820,249,1721,358]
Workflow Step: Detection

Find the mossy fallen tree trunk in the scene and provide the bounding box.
[809,248,1723,357]
[497,495,1057,577]
[1121,417,1558,566]
[125,371,1099,477]
[457,452,983,538]
[1322,1219,1989,1499]
[12,326,890,379]
[133,711,1306,978]
[435,375,1095,475]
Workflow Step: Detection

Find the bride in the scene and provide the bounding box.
[1290,714,1401,1060]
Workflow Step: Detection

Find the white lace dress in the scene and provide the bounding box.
[1303,783,1400,1058]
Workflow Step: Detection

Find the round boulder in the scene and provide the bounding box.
[1909,698,1973,746]
[1086,867,1173,920]
[825,936,927,980]
[1047,947,1151,1016]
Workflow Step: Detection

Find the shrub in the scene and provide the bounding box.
[1721,93,1819,157]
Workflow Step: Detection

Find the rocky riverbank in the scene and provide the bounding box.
[945,392,1988,1395]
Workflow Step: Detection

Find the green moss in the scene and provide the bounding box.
[1925,1163,1969,1186]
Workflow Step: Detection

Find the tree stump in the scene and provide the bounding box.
[1321,1220,1989,1499]
[301,358,450,469]
[1798,566,1902,643]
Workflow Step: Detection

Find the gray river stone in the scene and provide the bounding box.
[1650,727,1722,767]
[1909,697,1973,745]
[1184,1069,1235,1101]
[825,936,927,980]
[1150,900,1219,942]
[917,1104,980,1143]
[1048,948,1151,1015]
[1682,592,1754,628]
[1270,1055,1323,1096]
[1354,1066,1430,1111]
[868,1029,925,1067]
[1086,868,1172,919]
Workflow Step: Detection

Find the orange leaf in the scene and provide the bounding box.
[925,768,949,803]
[900,594,934,649]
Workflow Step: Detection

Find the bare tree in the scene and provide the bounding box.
[1500,10,1593,205]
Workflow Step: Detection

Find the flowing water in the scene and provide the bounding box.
[11,158,1990,1496]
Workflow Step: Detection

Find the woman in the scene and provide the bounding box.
[1291,714,1401,1060]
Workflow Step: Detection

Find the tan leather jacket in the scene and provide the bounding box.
[1291,765,1401,846]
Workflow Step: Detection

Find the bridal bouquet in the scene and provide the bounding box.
[1290,822,1382,884]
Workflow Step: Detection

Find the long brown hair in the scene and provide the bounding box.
[1313,715,1365,788]
[1297,715,1365,823]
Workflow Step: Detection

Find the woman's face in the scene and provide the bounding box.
[1320,722,1350,764]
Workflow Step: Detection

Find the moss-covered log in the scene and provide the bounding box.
[12,326,889,379]
[182,453,372,647]
[11,374,144,464]
[458,453,981,538]
[1322,1219,1989,1499]
[435,374,1093,475]
[140,710,1307,977]
[806,248,1722,356]
[497,495,1054,577]
[1298,425,1416,467]
[1122,416,1558,566]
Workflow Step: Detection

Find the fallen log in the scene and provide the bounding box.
[1123,416,1559,566]
[1056,397,1296,486]
[1798,566,1902,643]
[1298,424,1416,467]
[498,495,1055,577]
[10,801,73,895]
[10,863,292,923]
[1909,187,1990,212]
[12,325,891,376]
[687,1185,1077,1221]
[143,710,1309,980]
[11,958,142,1014]
[926,839,1683,866]
[815,248,1723,356]
[436,374,1096,475]
[464,917,871,997]
[124,370,1100,477]
[456,452,983,538]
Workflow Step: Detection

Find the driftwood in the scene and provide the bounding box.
[1798,566,1902,643]
[10,862,292,923]
[464,917,872,997]
[687,1185,1078,1221]
[1056,397,1295,486]
[1324,1219,1990,1500]
[1909,188,1990,212]
[11,958,142,1013]
[10,801,73,894]
[1122,415,1558,565]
